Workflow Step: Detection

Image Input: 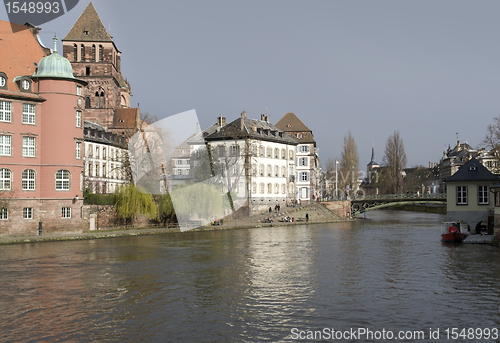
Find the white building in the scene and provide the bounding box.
[84,121,128,194]
[203,112,298,213]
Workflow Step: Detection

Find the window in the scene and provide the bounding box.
[252,183,256,194]
[299,157,308,166]
[478,185,489,205]
[80,44,85,61]
[218,146,225,157]
[300,172,310,182]
[0,208,7,220]
[0,101,11,122]
[259,164,264,176]
[23,207,33,219]
[299,145,310,153]
[175,159,183,165]
[282,184,286,194]
[73,44,77,62]
[231,145,240,156]
[259,146,264,157]
[92,44,96,61]
[22,103,35,124]
[0,135,11,156]
[99,45,103,62]
[76,142,81,159]
[62,207,71,218]
[275,183,279,194]
[86,67,90,76]
[281,148,286,159]
[289,150,294,160]
[267,165,272,177]
[267,147,272,158]
[0,169,11,190]
[274,148,279,159]
[56,170,70,190]
[252,144,257,156]
[252,164,257,176]
[457,186,467,205]
[76,110,81,127]
[22,169,35,190]
[76,86,82,96]
[274,165,279,177]
[103,163,107,177]
[260,183,264,194]
[281,166,286,177]
[102,148,106,159]
[267,183,272,194]
[22,136,36,157]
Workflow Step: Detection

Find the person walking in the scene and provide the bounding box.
[306,213,309,223]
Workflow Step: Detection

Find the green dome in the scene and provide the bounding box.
[32,37,75,79]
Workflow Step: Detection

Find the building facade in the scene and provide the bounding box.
[204,112,298,213]
[275,112,320,202]
[0,21,86,234]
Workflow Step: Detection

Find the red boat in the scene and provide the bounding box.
[441,222,467,243]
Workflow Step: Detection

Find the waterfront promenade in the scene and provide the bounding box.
[0,203,343,245]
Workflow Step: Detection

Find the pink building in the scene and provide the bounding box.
[0,21,86,235]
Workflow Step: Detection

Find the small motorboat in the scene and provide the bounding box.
[441,221,468,243]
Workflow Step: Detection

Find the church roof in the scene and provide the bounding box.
[445,157,500,183]
[62,2,113,43]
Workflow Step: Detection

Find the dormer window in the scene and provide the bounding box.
[0,72,7,89]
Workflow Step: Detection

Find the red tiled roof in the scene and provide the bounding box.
[113,108,138,129]
[0,20,47,92]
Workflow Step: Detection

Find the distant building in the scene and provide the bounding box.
[275,112,320,202]
[445,157,500,234]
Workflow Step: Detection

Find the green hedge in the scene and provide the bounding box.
[83,193,116,205]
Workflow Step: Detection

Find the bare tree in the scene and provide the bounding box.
[339,131,359,198]
[483,116,500,173]
[383,130,407,194]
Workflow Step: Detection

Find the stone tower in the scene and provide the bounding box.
[62,2,132,130]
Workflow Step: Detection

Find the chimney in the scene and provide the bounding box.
[252,125,257,132]
[221,117,226,126]
[217,116,222,126]
[241,111,247,118]
[261,114,266,121]
[265,115,269,122]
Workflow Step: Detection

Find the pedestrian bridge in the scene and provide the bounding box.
[350,193,446,216]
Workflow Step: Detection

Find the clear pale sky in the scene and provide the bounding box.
[3,0,500,169]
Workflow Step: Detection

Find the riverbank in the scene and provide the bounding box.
[0,203,347,245]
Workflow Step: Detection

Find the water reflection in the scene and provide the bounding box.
[0,211,499,342]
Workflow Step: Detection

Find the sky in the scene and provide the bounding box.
[2,0,500,169]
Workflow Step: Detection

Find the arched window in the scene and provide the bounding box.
[92,45,96,62]
[22,169,35,190]
[99,45,103,62]
[85,97,91,108]
[274,148,279,159]
[73,44,77,62]
[95,89,105,108]
[0,168,11,190]
[56,170,70,190]
[267,147,272,158]
[80,44,85,62]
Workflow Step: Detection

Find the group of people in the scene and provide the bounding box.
[269,205,281,214]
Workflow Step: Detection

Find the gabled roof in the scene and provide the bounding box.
[445,157,500,183]
[275,112,315,144]
[62,2,113,43]
[0,20,47,92]
[205,116,297,145]
[275,112,312,132]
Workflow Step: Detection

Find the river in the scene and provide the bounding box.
[1,210,499,342]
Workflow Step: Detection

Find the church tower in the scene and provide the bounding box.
[62,2,133,130]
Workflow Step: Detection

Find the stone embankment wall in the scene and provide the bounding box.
[321,201,351,219]
[83,205,152,230]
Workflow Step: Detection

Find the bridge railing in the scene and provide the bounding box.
[352,193,446,201]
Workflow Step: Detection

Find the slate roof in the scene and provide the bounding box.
[205,116,298,145]
[62,2,114,43]
[445,157,500,183]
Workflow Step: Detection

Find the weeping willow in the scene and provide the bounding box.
[114,184,156,220]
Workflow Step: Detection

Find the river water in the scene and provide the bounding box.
[1,210,499,342]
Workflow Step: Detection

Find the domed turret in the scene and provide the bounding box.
[32,37,75,79]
